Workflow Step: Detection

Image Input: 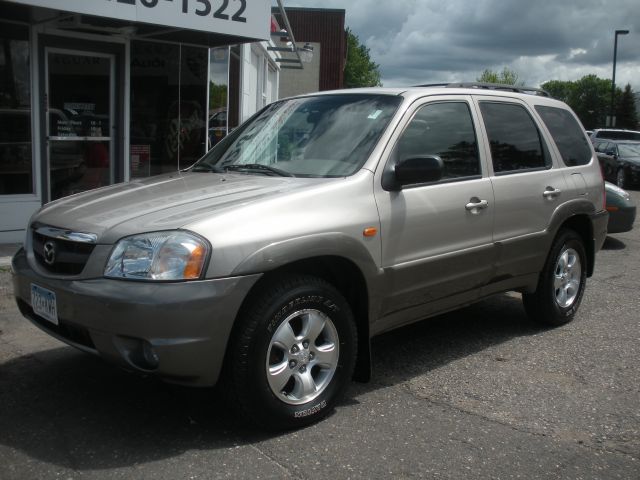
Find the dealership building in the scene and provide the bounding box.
[0,0,307,243]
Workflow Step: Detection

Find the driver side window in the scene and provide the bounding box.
[395,101,481,181]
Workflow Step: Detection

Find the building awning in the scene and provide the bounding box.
[2,0,271,44]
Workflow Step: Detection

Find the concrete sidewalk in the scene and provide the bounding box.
[0,243,20,267]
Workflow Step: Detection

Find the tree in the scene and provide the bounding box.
[344,28,382,88]
[476,67,523,86]
[616,84,638,129]
[541,75,621,129]
[540,80,574,103]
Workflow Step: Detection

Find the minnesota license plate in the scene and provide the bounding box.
[30,284,59,325]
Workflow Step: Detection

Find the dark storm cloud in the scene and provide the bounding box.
[283,0,640,87]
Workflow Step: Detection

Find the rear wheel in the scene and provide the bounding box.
[523,229,587,326]
[224,274,357,430]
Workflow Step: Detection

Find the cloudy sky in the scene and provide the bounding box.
[282,0,640,90]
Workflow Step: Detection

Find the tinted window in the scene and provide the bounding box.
[595,130,640,141]
[480,102,547,173]
[535,106,592,166]
[395,102,480,180]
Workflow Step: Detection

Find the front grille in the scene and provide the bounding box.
[17,298,96,350]
[32,227,96,275]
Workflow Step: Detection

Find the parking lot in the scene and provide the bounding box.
[0,191,638,479]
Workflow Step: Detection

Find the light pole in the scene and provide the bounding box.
[610,29,629,127]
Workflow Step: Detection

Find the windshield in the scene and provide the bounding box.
[192,94,402,177]
[618,144,640,157]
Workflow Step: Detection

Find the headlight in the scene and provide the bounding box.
[105,231,209,280]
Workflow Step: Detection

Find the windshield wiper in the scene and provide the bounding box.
[222,164,294,177]
[190,164,224,173]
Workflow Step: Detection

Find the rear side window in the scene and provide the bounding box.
[535,106,592,166]
[395,102,480,181]
[479,102,547,174]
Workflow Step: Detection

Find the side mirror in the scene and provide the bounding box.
[383,155,443,191]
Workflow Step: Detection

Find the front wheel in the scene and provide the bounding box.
[224,274,357,430]
[523,229,587,326]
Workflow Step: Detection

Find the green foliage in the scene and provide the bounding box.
[616,84,638,129]
[476,67,523,86]
[344,28,382,88]
[540,80,574,102]
[209,82,227,111]
[540,75,631,129]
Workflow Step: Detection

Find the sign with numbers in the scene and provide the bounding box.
[8,0,270,40]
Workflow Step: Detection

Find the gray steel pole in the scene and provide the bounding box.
[610,30,629,126]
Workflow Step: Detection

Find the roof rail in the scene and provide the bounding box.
[413,82,550,97]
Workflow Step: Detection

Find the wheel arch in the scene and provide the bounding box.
[231,255,373,383]
[556,214,595,277]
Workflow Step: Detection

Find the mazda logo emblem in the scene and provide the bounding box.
[43,241,56,265]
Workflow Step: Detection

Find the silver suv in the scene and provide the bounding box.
[13,83,608,429]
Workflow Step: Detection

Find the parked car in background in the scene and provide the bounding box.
[590,129,640,142]
[605,182,636,233]
[594,140,640,188]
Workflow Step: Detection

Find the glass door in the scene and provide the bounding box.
[46,50,114,201]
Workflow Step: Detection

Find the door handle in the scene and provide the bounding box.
[465,198,489,213]
[542,187,561,199]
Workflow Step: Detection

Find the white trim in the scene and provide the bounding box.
[44,47,117,200]
[205,47,211,150]
[123,38,131,182]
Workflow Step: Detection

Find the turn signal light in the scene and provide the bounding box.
[183,244,207,279]
[363,227,378,237]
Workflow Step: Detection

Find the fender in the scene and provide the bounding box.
[231,232,383,295]
[230,232,386,327]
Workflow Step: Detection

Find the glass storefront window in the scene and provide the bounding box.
[130,40,208,178]
[209,47,229,149]
[47,51,113,200]
[0,22,32,195]
[178,45,207,170]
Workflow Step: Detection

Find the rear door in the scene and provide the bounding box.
[473,96,569,280]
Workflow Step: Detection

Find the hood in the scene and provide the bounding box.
[34,172,326,243]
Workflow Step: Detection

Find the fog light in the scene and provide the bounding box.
[142,340,159,369]
[115,336,160,371]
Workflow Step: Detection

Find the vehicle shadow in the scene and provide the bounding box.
[602,236,627,250]
[0,293,542,471]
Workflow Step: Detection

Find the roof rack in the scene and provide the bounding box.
[413,82,550,97]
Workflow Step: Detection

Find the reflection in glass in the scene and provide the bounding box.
[47,52,112,200]
[178,46,207,170]
[209,47,229,149]
[130,41,209,177]
[0,22,32,195]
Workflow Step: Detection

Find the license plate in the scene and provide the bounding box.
[30,284,59,325]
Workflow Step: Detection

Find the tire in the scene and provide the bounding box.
[616,168,627,189]
[224,274,357,430]
[523,229,587,326]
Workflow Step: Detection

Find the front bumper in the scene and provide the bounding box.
[12,248,261,386]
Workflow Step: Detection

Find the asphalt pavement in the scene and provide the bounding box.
[0,192,638,479]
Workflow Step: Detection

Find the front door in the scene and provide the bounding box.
[373,97,495,332]
[45,49,115,201]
